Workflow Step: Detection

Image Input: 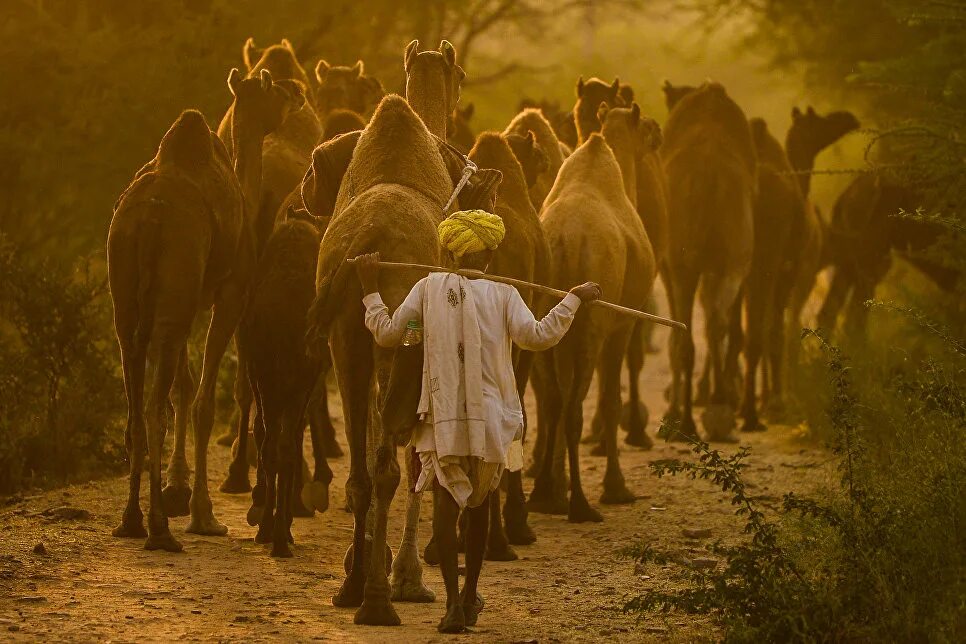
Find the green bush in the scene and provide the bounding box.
[0,237,124,493]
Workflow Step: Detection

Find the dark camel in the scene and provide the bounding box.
[573,77,623,144]
[448,103,477,153]
[504,108,567,212]
[530,105,656,522]
[313,59,385,119]
[660,81,756,442]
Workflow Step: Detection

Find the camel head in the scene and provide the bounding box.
[574,76,623,144]
[241,38,313,97]
[313,59,385,118]
[506,130,550,189]
[598,102,644,155]
[302,130,362,219]
[228,68,307,140]
[321,108,366,142]
[404,39,466,137]
[661,80,699,111]
[157,109,215,170]
[788,106,861,157]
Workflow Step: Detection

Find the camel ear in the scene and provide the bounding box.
[405,40,419,72]
[611,78,621,96]
[661,79,673,95]
[228,68,243,96]
[352,60,364,77]
[243,37,262,70]
[260,68,273,91]
[596,101,610,124]
[439,40,457,66]
[807,106,816,116]
[315,60,330,84]
[525,130,536,148]
[576,76,585,97]
[792,106,802,120]
[630,102,641,125]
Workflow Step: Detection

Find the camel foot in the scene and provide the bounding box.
[354,595,401,626]
[218,468,251,495]
[620,401,649,432]
[332,576,365,608]
[246,504,263,527]
[505,519,536,545]
[589,442,606,457]
[391,544,434,602]
[215,429,235,447]
[461,591,484,627]
[291,493,314,518]
[661,412,699,442]
[625,428,653,449]
[701,404,737,442]
[144,531,183,553]
[160,484,191,517]
[740,419,767,433]
[255,523,273,544]
[391,579,435,603]
[186,512,228,536]
[270,540,293,558]
[423,539,439,566]
[437,604,466,634]
[527,486,569,515]
[301,480,329,514]
[484,542,518,562]
[600,484,637,505]
[568,498,604,523]
[112,515,147,539]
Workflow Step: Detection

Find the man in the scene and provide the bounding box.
[356,209,600,633]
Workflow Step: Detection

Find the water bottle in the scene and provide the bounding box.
[401,320,423,346]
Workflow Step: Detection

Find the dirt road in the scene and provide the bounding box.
[0,306,831,642]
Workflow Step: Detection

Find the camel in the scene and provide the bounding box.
[447,103,476,153]
[529,105,656,523]
[660,81,756,441]
[735,118,803,433]
[241,213,328,558]
[322,109,367,142]
[308,94,487,624]
[242,38,316,105]
[518,97,579,150]
[312,59,385,120]
[764,106,859,413]
[107,69,304,551]
[505,131,550,191]
[504,108,567,211]
[573,77,623,144]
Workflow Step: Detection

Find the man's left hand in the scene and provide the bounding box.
[355,252,381,295]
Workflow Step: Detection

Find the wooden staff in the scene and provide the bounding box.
[346,258,688,331]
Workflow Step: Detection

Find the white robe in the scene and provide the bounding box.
[364,274,580,508]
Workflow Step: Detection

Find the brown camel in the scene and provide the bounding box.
[242,38,316,105]
[504,108,567,211]
[660,81,756,441]
[313,59,385,119]
[769,106,858,410]
[505,131,550,191]
[447,103,476,153]
[322,109,367,142]
[241,213,328,558]
[529,105,656,522]
[518,97,579,150]
[573,77,623,144]
[108,69,303,551]
[735,118,803,433]
[308,94,480,624]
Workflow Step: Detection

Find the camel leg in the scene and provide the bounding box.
[558,324,605,523]
[160,346,193,517]
[503,350,535,545]
[434,482,465,633]
[391,446,435,602]
[461,493,490,628]
[779,272,814,413]
[222,347,254,494]
[723,287,745,407]
[332,326,373,608]
[700,273,743,442]
[247,379,268,527]
[113,339,148,539]
[529,351,568,515]
[144,339,184,552]
[816,267,853,332]
[844,273,878,337]
[187,283,246,537]
[255,395,278,546]
[309,369,344,458]
[599,326,637,504]
[740,278,767,433]
[622,321,652,448]
[272,404,303,558]
[664,267,700,440]
[301,379,334,514]
[525,360,548,478]
[353,434,401,626]
[484,482,517,561]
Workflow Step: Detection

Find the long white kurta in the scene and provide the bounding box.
[363,274,580,508]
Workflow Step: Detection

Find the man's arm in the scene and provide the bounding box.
[507,282,600,351]
[357,252,424,348]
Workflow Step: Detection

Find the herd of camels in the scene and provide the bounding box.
[107,38,950,625]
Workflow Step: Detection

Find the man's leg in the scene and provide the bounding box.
[434,482,464,633]
[462,492,490,627]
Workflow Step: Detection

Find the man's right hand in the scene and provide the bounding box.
[570,282,602,303]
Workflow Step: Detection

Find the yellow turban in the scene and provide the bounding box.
[437,209,506,257]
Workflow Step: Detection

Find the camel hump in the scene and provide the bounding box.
[157,110,214,169]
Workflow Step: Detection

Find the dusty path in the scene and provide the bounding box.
[0,299,831,642]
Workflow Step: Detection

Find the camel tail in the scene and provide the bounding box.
[306,260,355,358]
[133,202,164,352]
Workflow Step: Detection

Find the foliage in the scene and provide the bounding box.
[623,326,966,641]
[0,236,124,493]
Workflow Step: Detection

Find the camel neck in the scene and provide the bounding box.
[606,138,638,208]
[232,121,265,223]
[407,73,449,139]
[412,100,447,139]
[785,136,815,198]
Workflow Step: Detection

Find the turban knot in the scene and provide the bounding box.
[437,209,506,257]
